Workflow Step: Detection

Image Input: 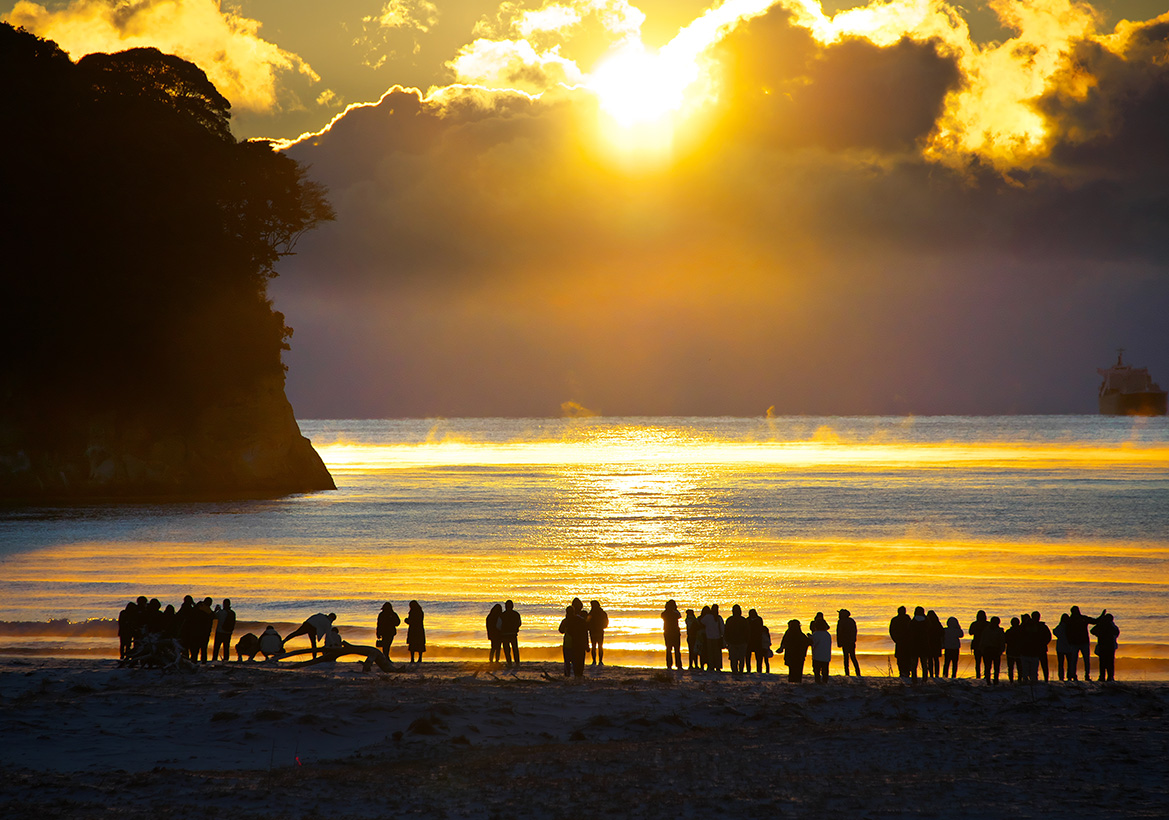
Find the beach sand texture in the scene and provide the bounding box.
[1,659,1165,819]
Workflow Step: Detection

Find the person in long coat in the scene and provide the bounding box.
[780,619,812,683]
[406,600,426,663]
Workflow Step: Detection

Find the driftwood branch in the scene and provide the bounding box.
[275,643,393,672]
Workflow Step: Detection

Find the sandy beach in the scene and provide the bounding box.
[1,658,1165,819]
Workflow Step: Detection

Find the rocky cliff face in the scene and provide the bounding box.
[0,377,334,498]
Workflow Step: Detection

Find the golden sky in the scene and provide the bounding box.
[7,0,1169,415]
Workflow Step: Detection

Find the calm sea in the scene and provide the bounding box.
[2,416,1167,674]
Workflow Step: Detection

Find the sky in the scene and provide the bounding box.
[6,0,1169,417]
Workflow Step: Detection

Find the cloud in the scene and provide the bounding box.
[4,0,318,113]
[446,37,583,91]
[366,0,440,34]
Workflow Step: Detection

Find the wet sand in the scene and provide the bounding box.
[1,658,1165,819]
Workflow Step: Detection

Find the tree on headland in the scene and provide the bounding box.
[0,24,336,496]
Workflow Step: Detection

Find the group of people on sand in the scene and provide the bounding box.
[116,596,1121,683]
[118,595,238,667]
[956,606,1119,683]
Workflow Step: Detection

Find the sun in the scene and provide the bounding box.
[585,42,705,164]
[588,44,695,128]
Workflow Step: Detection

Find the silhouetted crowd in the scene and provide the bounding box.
[116,595,1122,683]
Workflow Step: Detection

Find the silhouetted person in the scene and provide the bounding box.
[1031,611,1052,681]
[284,612,336,658]
[810,619,832,683]
[406,600,425,663]
[1053,613,1071,680]
[176,595,196,658]
[780,619,812,682]
[889,606,914,678]
[746,608,764,673]
[158,603,176,639]
[188,597,215,663]
[1066,606,1104,681]
[235,632,261,661]
[561,605,589,677]
[981,616,1005,683]
[836,609,860,676]
[325,626,343,649]
[701,604,725,671]
[212,599,236,662]
[259,625,284,659]
[924,610,943,678]
[662,600,683,670]
[377,602,400,661]
[909,606,928,679]
[486,603,504,666]
[810,611,829,633]
[501,600,522,667]
[760,619,773,674]
[558,606,576,676]
[685,608,702,669]
[1018,613,1042,683]
[1091,613,1119,681]
[725,604,749,673]
[968,610,989,678]
[587,600,609,666]
[1005,616,1023,682]
[943,617,964,678]
[117,601,138,659]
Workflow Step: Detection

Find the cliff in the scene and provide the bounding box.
[0,377,334,498]
[0,27,336,499]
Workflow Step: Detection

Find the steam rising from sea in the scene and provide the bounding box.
[2,416,1167,675]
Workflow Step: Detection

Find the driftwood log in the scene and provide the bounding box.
[275,643,394,672]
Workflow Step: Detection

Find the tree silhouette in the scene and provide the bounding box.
[0,25,334,494]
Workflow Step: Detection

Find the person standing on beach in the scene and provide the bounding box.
[981,616,1006,683]
[942,617,963,678]
[284,612,336,659]
[377,602,400,661]
[1066,606,1104,681]
[889,606,914,678]
[562,604,589,677]
[118,601,138,660]
[780,619,812,683]
[685,609,701,669]
[587,600,609,666]
[810,618,832,682]
[725,605,749,673]
[1030,611,1052,681]
[1005,616,1023,682]
[925,610,944,678]
[212,599,236,662]
[662,600,683,670]
[836,609,860,676]
[746,608,764,673]
[501,600,522,667]
[701,604,725,671]
[1053,613,1071,680]
[909,606,928,679]
[1091,613,1119,681]
[486,603,504,666]
[558,606,576,676]
[406,600,426,663]
[188,597,215,664]
[968,610,989,679]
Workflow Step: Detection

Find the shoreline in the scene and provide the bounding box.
[1,658,1166,818]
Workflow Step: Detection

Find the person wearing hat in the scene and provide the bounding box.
[836,608,860,676]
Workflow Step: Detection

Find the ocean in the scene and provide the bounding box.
[2,416,1167,675]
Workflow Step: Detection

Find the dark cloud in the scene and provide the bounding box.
[711,7,961,152]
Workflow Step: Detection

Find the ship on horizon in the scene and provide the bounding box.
[1097,349,1167,416]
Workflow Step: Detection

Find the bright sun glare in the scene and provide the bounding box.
[587,43,696,129]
